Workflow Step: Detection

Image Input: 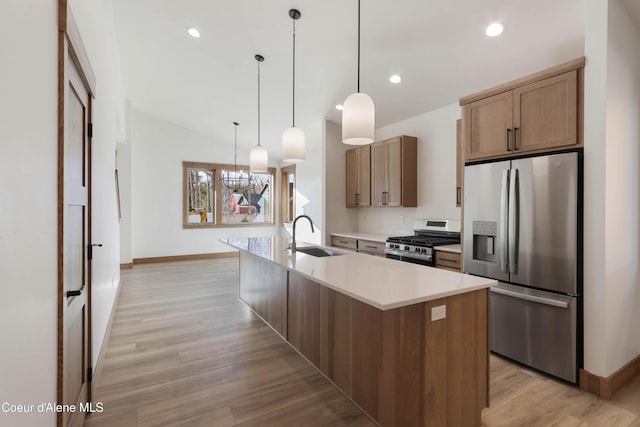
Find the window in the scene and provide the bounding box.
[184,163,215,226]
[183,161,275,228]
[281,164,296,223]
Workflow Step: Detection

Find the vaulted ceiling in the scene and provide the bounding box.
[113,0,627,159]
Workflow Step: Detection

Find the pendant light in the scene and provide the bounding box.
[282,9,305,163]
[342,0,375,145]
[221,121,251,192]
[250,54,268,172]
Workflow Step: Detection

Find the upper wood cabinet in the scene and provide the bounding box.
[513,71,578,152]
[371,136,417,207]
[346,145,371,207]
[461,58,584,162]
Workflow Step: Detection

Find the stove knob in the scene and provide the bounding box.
[404,246,410,251]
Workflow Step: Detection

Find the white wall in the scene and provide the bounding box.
[0,2,58,426]
[357,104,461,236]
[603,1,640,376]
[324,120,360,244]
[117,141,132,264]
[584,0,640,378]
[287,120,324,246]
[131,110,279,258]
[69,0,126,372]
[0,1,123,425]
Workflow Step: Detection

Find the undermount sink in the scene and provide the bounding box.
[295,246,344,257]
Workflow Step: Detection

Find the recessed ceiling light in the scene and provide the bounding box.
[187,27,201,38]
[335,104,344,111]
[389,74,402,84]
[485,22,504,37]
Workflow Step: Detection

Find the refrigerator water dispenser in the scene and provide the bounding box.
[472,221,497,263]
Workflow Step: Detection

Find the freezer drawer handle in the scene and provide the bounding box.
[491,287,569,309]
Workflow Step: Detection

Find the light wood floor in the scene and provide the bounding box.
[85,259,640,427]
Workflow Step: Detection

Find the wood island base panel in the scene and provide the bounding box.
[236,250,489,427]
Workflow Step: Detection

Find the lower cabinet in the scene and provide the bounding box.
[331,234,386,256]
[238,252,288,338]
[286,271,488,427]
[287,273,321,366]
[357,239,386,257]
[330,235,357,251]
[238,253,488,427]
[435,251,462,272]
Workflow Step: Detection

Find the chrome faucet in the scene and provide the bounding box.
[291,215,314,253]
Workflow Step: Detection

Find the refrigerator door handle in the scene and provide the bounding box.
[500,169,510,273]
[491,286,569,309]
[508,168,519,274]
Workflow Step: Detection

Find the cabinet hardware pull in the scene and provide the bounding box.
[456,187,461,205]
[440,257,459,263]
[506,128,511,151]
[355,193,359,206]
[365,245,377,249]
[513,127,519,151]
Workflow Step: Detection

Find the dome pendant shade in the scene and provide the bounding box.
[250,144,268,172]
[282,126,305,163]
[342,92,375,145]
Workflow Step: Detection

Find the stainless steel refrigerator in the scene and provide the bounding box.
[464,151,582,383]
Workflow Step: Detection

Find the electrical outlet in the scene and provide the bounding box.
[400,215,404,223]
[431,305,446,321]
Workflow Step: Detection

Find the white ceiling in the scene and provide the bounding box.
[113,0,591,159]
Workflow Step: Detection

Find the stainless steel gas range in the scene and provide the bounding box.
[385,220,461,267]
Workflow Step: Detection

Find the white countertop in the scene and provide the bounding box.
[222,237,495,311]
[433,243,462,254]
[330,231,389,243]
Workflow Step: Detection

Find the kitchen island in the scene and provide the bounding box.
[222,236,496,427]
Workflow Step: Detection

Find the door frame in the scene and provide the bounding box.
[57,3,96,426]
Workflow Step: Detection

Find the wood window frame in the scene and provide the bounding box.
[281,164,296,224]
[182,161,277,229]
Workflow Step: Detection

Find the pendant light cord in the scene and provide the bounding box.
[234,122,238,172]
[357,0,361,93]
[292,19,296,127]
[257,60,261,147]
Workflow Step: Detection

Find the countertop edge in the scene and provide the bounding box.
[222,237,496,311]
[330,231,389,243]
[433,244,462,254]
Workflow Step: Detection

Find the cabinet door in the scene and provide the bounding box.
[346,146,371,207]
[346,148,358,207]
[513,70,577,153]
[371,141,387,206]
[385,137,402,207]
[463,91,513,161]
[288,273,321,366]
[357,239,386,256]
[357,145,371,206]
[435,251,462,272]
